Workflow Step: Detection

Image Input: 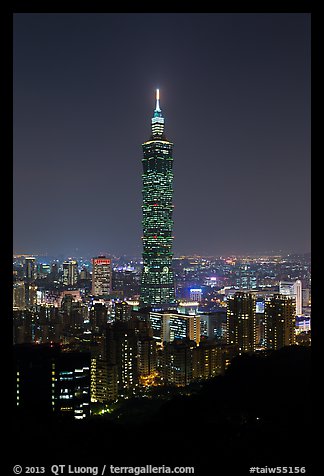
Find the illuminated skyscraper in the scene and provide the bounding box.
[62,260,78,287]
[91,256,112,296]
[140,89,176,310]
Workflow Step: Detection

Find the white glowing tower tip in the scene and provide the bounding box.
[155,88,161,112]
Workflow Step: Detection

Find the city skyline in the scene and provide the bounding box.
[13,13,311,257]
[10,8,312,475]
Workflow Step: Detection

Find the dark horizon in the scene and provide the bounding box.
[13,13,311,258]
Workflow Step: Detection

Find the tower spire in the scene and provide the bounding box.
[155,88,161,112]
[151,88,165,138]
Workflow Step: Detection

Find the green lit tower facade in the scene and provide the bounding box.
[140,89,176,310]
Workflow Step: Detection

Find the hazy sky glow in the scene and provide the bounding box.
[13,13,311,257]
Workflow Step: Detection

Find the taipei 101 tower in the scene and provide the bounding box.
[139,89,176,310]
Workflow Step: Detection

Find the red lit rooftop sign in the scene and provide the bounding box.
[93,258,111,265]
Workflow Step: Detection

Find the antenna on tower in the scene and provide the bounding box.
[155,88,161,112]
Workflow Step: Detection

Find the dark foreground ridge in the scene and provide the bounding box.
[10,346,311,473]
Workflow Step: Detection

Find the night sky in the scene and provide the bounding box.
[13,13,311,258]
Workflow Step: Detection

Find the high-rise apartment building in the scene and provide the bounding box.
[226,292,256,354]
[193,340,224,380]
[91,358,108,403]
[90,335,108,404]
[106,321,139,396]
[105,318,157,397]
[265,294,296,350]
[162,338,197,386]
[279,280,303,316]
[293,279,303,317]
[138,336,157,384]
[140,90,176,310]
[91,256,112,297]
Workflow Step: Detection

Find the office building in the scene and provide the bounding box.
[55,351,91,420]
[226,292,256,354]
[62,260,78,287]
[14,343,90,420]
[169,314,188,341]
[149,312,200,345]
[92,256,112,297]
[140,89,176,310]
[149,312,165,343]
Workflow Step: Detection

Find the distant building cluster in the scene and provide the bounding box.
[13,251,310,420]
